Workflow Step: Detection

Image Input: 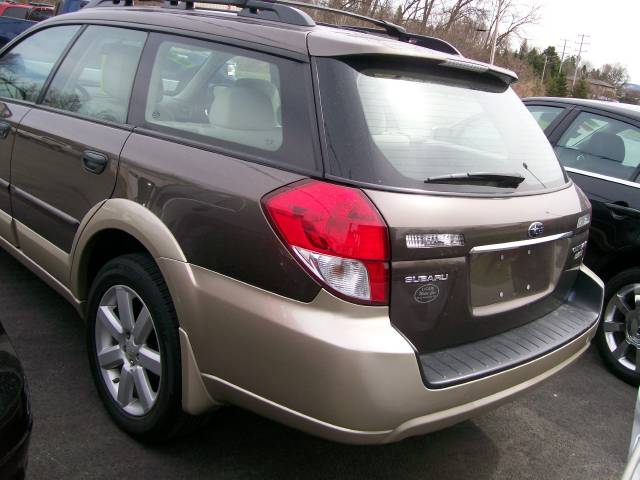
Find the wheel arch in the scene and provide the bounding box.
[71,199,187,303]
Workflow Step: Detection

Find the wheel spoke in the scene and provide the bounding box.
[98,345,124,370]
[117,366,134,407]
[133,366,155,411]
[613,340,631,359]
[635,347,640,373]
[97,306,124,341]
[138,346,161,376]
[635,293,640,310]
[132,306,153,345]
[116,287,135,332]
[614,294,632,316]
[603,321,626,333]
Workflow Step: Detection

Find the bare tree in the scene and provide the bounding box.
[442,0,475,32]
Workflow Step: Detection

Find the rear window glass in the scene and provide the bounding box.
[139,35,317,173]
[317,57,567,194]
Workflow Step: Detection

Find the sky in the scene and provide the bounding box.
[520,0,640,84]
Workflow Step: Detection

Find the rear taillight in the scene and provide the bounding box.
[262,180,390,305]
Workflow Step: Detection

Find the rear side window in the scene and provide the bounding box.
[555,111,640,180]
[136,34,317,172]
[526,105,564,131]
[43,26,147,124]
[0,25,79,102]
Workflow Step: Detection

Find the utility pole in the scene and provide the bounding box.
[572,34,590,90]
[541,55,548,82]
[489,0,504,65]
[557,39,569,73]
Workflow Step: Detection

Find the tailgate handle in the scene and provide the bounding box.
[0,121,11,139]
[82,151,108,175]
[605,202,640,219]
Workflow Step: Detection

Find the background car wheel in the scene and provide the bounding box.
[596,268,640,386]
[87,253,201,441]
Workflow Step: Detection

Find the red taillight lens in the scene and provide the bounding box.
[262,180,390,305]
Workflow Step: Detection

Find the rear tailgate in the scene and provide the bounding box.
[365,184,591,354]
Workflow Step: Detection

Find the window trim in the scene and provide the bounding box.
[565,166,640,190]
[0,23,85,106]
[127,31,322,177]
[555,108,640,182]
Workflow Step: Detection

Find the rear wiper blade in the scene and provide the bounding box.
[424,172,525,188]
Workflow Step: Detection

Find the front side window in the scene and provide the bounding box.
[317,57,567,194]
[0,25,79,103]
[555,112,640,180]
[526,105,564,131]
[43,26,147,124]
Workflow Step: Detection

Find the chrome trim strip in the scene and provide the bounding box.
[0,177,8,189]
[565,167,640,189]
[470,231,573,253]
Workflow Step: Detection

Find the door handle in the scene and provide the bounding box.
[605,202,640,219]
[82,151,108,175]
[0,121,11,140]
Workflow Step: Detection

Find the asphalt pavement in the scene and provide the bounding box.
[0,248,635,480]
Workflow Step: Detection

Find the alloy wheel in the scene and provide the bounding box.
[603,283,640,372]
[95,285,162,416]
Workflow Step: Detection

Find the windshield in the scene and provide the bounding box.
[317,57,567,194]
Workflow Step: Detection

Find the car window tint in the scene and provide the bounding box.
[555,112,640,181]
[0,25,80,103]
[526,105,564,130]
[144,39,283,152]
[43,26,147,124]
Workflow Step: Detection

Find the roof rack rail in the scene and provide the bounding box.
[276,0,459,54]
[163,0,315,26]
[85,0,460,56]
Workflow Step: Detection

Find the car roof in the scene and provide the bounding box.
[44,5,516,81]
[524,96,640,120]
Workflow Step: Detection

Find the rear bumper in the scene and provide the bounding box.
[160,259,603,444]
[420,266,603,387]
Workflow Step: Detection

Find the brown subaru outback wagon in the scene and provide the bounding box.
[0,0,604,443]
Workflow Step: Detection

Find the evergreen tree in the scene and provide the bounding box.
[546,71,568,97]
[573,78,590,99]
[556,71,568,96]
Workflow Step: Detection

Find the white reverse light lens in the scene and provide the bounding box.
[577,213,591,229]
[293,247,371,300]
[406,233,465,249]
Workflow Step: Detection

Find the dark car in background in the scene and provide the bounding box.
[525,97,640,385]
[0,319,31,479]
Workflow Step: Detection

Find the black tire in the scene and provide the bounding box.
[595,268,640,386]
[86,253,200,441]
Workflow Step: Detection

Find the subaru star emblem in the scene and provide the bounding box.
[528,222,544,238]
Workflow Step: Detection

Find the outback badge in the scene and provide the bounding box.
[414,284,440,303]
